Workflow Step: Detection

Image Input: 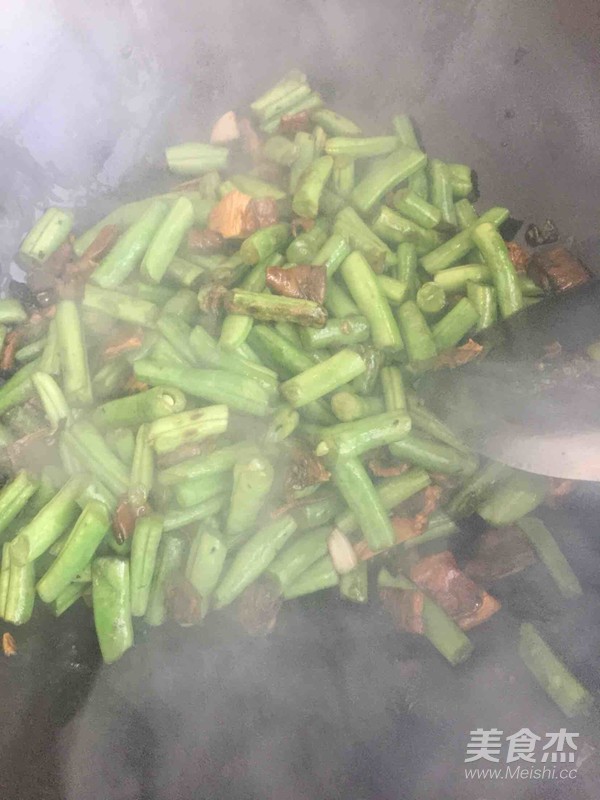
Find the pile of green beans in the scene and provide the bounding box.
[0,69,588,717]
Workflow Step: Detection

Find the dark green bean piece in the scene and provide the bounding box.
[159,441,256,485]
[392,189,442,229]
[31,372,71,430]
[91,200,168,288]
[185,520,227,604]
[431,297,479,351]
[315,411,412,460]
[448,163,474,198]
[429,159,457,228]
[134,358,270,417]
[92,358,131,402]
[401,510,460,551]
[226,288,327,328]
[0,544,10,617]
[253,71,310,121]
[0,471,39,542]
[381,365,406,411]
[83,284,159,328]
[454,198,478,229]
[281,349,366,408]
[330,457,395,551]
[286,218,329,263]
[92,557,134,662]
[240,223,291,265]
[517,517,582,599]
[189,325,278,394]
[335,467,431,535]
[230,173,286,199]
[324,279,361,318]
[175,472,232,509]
[378,569,473,665]
[0,299,27,325]
[334,207,393,272]
[289,131,315,193]
[10,475,89,565]
[406,393,471,453]
[351,147,427,216]
[145,405,228,455]
[299,316,370,350]
[143,535,187,626]
[14,336,46,364]
[325,136,397,159]
[389,433,478,476]
[394,241,418,297]
[291,156,334,219]
[164,493,227,532]
[331,392,384,422]
[162,289,199,324]
[313,233,351,279]
[129,423,154,505]
[416,282,446,315]
[106,428,135,465]
[167,256,205,288]
[340,252,402,350]
[283,554,338,599]
[263,135,298,166]
[371,206,442,255]
[332,158,354,198]
[267,526,331,590]
[249,325,318,376]
[37,501,111,603]
[433,264,490,292]
[421,207,510,273]
[447,460,513,519]
[377,275,408,306]
[478,471,550,526]
[226,455,274,540]
[213,515,297,608]
[467,282,498,331]
[93,386,186,429]
[340,562,368,603]
[293,491,345,531]
[471,222,524,319]
[55,300,93,406]
[165,143,228,175]
[130,514,165,617]
[71,420,129,496]
[311,108,361,136]
[19,207,74,266]
[140,196,195,283]
[4,558,36,625]
[519,623,592,717]
[52,583,86,616]
[397,301,437,363]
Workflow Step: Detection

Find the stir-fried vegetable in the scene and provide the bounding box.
[0,70,591,718]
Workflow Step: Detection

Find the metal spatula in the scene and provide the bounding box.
[417,280,600,480]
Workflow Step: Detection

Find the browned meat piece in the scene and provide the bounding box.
[208,190,253,238]
[527,246,591,293]
[284,442,330,500]
[235,576,282,636]
[266,264,327,304]
[0,330,22,372]
[2,632,17,657]
[291,217,315,237]
[409,550,501,630]
[506,241,530,273]
[243,197,279,232]
[238,117,262,159]
[379,586,425,634]
[410,550,484,621]
[279,110,312,134]
[167,578,204,626]
[464,525,537,584]
[186,227,225,254]
[431,339,483,370]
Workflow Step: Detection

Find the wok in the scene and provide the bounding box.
[1,1,600,798]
